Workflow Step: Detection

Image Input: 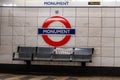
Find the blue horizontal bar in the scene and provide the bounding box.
[38,28,75,35]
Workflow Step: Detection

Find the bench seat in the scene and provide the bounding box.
[12,46,94,66]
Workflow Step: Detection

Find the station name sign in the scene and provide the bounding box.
[42,0,102,6]
[43,0,101,6]
[38,16,75,47]
[38,29,75,35]
[42,0,71,6]
[44,1,69,6]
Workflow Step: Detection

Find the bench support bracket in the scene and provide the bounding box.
[25,61,31,66]
[81,62,86,67]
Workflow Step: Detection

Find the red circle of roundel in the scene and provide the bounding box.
[42,16,71,47]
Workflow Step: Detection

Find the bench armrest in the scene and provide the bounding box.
[12,52,18,60]
[12,52,15,59]
[92,48,94,54]
[31,53,34,60]
[50,50,56,60]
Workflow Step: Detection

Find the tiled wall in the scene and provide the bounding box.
[1,7,120,67]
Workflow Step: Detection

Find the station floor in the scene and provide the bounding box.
[0,73,120,80]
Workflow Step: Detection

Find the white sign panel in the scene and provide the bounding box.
[25,0,101,6]
[25,0,120,6]
[2,0,120,6]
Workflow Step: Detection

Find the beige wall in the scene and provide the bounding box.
[0,7,120,67]
[0,0,120,67]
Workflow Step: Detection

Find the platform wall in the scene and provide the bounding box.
[0,0,120,67]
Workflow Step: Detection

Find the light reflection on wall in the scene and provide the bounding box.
[3,4,16,6]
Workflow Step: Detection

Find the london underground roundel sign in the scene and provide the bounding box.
[38,16,75,47]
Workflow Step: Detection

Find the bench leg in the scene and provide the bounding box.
[25,61,31,66]
[81,62,86,67]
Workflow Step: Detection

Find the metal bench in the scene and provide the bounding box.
[72,48,94,66]
[34,47,55,61]
[12,46,94,66]
[12,46,36,65]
